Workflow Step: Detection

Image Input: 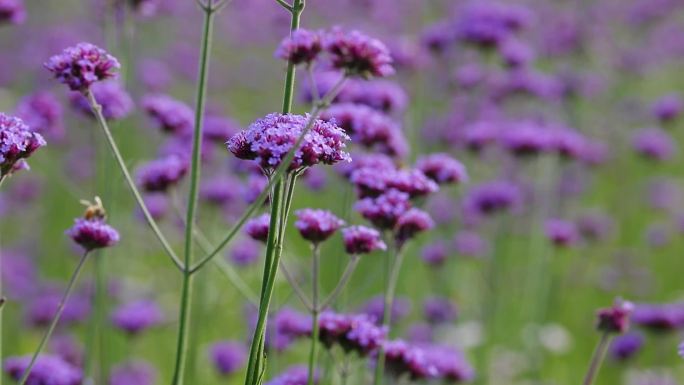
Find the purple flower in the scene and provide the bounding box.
[453,230,489,258]
[45,43,120,92]
[463,180,522,217]
[135,193,168,221]
[245,213,270,243]
[318,311,386,356]
[0,251,37,300]
[455,2,533,48]
[355,189,411,229]
[341,225,387,254]
[337,152,395,179]
[632,302,684,332]
[0,113,46,176]
[550,127,587,160]
[337,80,408,114]
[610,332,643,361]
[596,299,633,334]
[459,120,500,152]
[421,20,457,53]
[383,340,437,380]
[242,174,268,204]
[227,113,351,171]
[415,153,468,185]
[387,169,439,199]
[50,335,83,367]
[136,155,188,192]
[137,58,171,91]
[0,0,26,25]
[651,93,682,123]
[70,81,133,120]
[425,344,475,382]
[576,212,613,242]
[275,28,322,65]
[265,365,319,385]
[4,355,82,385]
[66,218,119,251]
[273,307,312,351]
[632,127,676,161]
[294,208,345,243]
[200,176,240,206]
[324,27,395,78]
[15,91,64,140]
[544,218,580,247]
[142,94,194,135]
[203,115,240,143]
[499,38,535,68]
[208,341,247,376]
[109,360,157,385]
[679,341,684,359]
[27,290,91,327]
[395,208,434,243]
[229,238,261,267]
[420,241,448,267]
[500,121,551,156]
[111,299,164,335]
[361,296,411,325]
[423,297,458,325]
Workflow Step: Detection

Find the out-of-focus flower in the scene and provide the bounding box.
[632,302,684,332]
[596,299,633,334]
[454,230,489,258]
[462,180,522,217]
[208,341,247,376]
[576,212,614,242]
[294,208,345,244]
[0,0,26,25]
[109,360,157,385]
[111,299,164,336]
[360,296,411,325]
[275,28,322,65]
[382,340,437,380]
[0,113,46,177]
[136,155,188,193]
[651,93,682,123]
[424,344,475,382]
[324,27,394,78]
[227,113,350,171]
[421,20,456,54]
[45,43,120,92]
[499,38,535,68]
[337,80,408,114]
[245,213,270,243]
[265,365,319,385]
[420,240,449,267]
[395,208,434,243]
[203,116,240,143]
[200,176,240,206]
[142,94,194,136]
[610,332,643,361]
[632,127,676,161]
[455,2,533,48]
[355,189,411,229]
[423,297,458,325]
[415,153,468,185]
[15,91,64,140]
[70,81,133,121]
[50,334,83,367]
[273,307,311,351]
[4,354,82,385]
[229,238,261,267]
[544,218,580,247]
[341,225,387,254]
[27,290,91,327]
[500,121,551,157]
[318,311,386,356]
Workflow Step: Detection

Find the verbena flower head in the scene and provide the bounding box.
[67,217,119,252]
[454,230,490,258]
[576,212,614,242]
[361,296,411,325]
[337,80,408,114]
[230,239,261,267]
[341,225,387,254]
[355,189,411,229]
[420,241,448,267]
[294,208,345,243]
[318,311,387,356]
[500,121,551,156]
[596,299,634,334]
[324,27,395,78]
[651,93,682,123]
[136,155,188,193]
[274,308,312,351]
[275,28,322,65]
[208,341,247,376]
[227,113,351,172]
[455,1,533,48]
[383,340,437,380]
[610,332,643,361]
[70,81,133,121]
[463,180,522,217]
[45,43,120,92]
[544,218,580,247]
[632,127,676,161]
[142,94,194,136]
[265,365,319,385]
[423,297,458,325]
[245,213,270,243]
[0,0,26,25]
[16,91,64,140]
[27,290,91,327]
[395,208,434,243]
[111,299,164,336]
[4,354,83,385]
[0,113,46,176]
[631,302,684,332]
[415,153,468,185]
[425,344,475,382]
[109,360,157,385]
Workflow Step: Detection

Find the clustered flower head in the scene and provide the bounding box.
[341,225,386,254]
[294,208,345,243]
[324,27,395,78]
[544,218,580,247]
[415,153,468,185]
[227,113,350,172]
[15,91,64,140]
[318,311,387,356]
[275,28,323,65]
[136,155,189,192]
[45,43,120,92]
[208,341,247,376]
[245,213,271,243]
[66,197,120,251]
[596,299,634,334]
[109,360,157,385]
[631,302,684,332]
[0,112,46,176]
[0,0,26,25]
[4,354,83,385]
[632,127,676,161]
[273,307,312,351]
[111,299,164,335]
[142,94,194,136]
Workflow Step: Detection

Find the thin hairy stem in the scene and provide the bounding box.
[18,252,90,385]
[85,91,183,271]
[306,244,321,385]
[170,1,217,383]
[582,332,611,385]
[320,255,359,310]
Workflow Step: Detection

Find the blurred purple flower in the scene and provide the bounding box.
[324,27,394,78]
[0,0,25,25]
[15,91,64,140]
[229,238,261,267]
[70,81,133,120]
[423,296,458,325]
[135,155,188,193]
[420,240,449,267]
[610,332,643,361]
[245,213,270,243]
[360,295,410,325]
[651,93,682,123]
[544,218,580,248]
[142,94,194,136]
[341,225,386,254]
[208,341,247,376]
[109,360,157,385]
[275,28,322,65]
[67,218,119,251]
[632,127,676,161]
[111,299,164,336]
[415,153,468,185]
[294,208,345,244]
[597,299,633,334]
[4,354,82,385]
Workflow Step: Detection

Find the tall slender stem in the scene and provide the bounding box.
[282,0,304,114]
[320,256,359,309]
[306,244,320,385]
[582,332,611,385]
[85,92,183,271]
[170,1,216,383]
[18,252,90,385]
[373,242,406,385]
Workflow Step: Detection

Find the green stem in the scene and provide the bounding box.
[373,243,406,385]
[170,1,216,383]
[582,332,611,385]
[320,256,359,309]
[282,0,304,114]
[18,252,90,385]
[85,92,183,272]
[306,244,320,385]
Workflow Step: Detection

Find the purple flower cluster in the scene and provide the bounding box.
[227,113,351,171]
[273,307,312,351]
[245,213,271,243]
[341,225,387,254]
[275,29,322,65]
[544,218,580,247]
[70,81,134,121]
[45,43,120,92]
[632,302,684,332]
[651,93,682,123]
[294,208,345,243]
[0,0,26,25]
[596,299,634,334]
[610,332,643,361]
[142,94,194,135]
[415,153,468,185]
[208,341,247,376]
[383,340,474,381]
[265,365,319,385]
[632,127,676,161]
[111,299,164,335]
[318,311,387,356]
[0,113,46,176]
[15,91,64,140]
[455,2,533,48]
[423,296,458,325]
[66,217,119,251]
[324,27,395,78]
[135,155,188,192]
[5,355,82,385]
[109,360,157,385]
[462,180,522,218]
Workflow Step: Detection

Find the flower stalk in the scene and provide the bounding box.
[582,332,611,385]
[306,244,321,385]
